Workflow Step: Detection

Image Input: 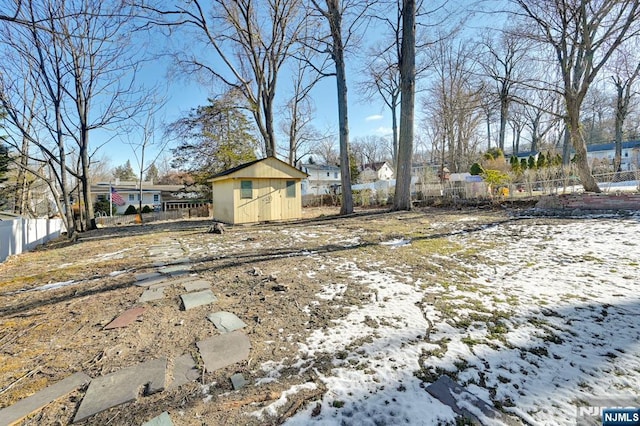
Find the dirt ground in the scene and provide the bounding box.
[0,205,517,425]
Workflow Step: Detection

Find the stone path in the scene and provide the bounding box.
[73,358,167,423]
[0,372,90,426]
[426,376,523,426]
[0,240,253,425]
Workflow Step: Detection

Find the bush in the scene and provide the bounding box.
[141,205,152,213]
[124,204,137,215]
[470,163,484,175]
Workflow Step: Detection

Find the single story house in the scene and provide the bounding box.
[92,181,209,215]
[92,182,162,215]
[209,157,308,225]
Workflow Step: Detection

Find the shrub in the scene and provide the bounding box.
[124,204,137,215]
[470,162,484,175]
[141,205,152,213]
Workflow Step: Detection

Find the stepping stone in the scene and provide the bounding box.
[159,265,191,276]
[183,280,210,292]
[142,411,174,426]
[73,358,166,423]
[135,275,168,288]
[207,311,247,333]
[180,290,217,310]
[0,372,91,426]
[425,376,522,426]
[135,272,162,281]
[139,287,165,303]
[103,307,146,330]
[169,354,199,389]
[196,331,251,373]
[230,373,248,391]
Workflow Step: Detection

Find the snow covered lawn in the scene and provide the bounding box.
[256,214,640,425]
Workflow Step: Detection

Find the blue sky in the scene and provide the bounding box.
[102,44,395,175]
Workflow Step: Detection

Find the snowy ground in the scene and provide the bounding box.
[253,214,640,425]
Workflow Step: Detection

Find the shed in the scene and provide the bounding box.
[209,157,309,224]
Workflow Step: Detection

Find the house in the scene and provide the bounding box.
[584,141,640,170]
[510,140,640,171]
[359,161,394,182]
[300,163,342,196]
[92,181,162,214]
[209,157,308,224]
[92,181,209,215]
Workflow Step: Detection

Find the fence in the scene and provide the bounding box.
[302,170,640,207]
[94,210,185,227]
[0,218,66,263]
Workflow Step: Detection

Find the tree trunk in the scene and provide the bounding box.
[393,0,416,211]
[263,90,277,157]
[391,94,399,169]
[499,97,508,152]
[567,114,600,192]
[614,84,626,172]
[326,0,353,215]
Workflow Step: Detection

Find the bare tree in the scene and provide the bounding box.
[360,47,401,166]
[351,135,391,166]
[1,0,150,232]
[423,36,484,174]
[511,0,640,192]
[312,135,339,165]
[393,0,416,210]
[307,0,372,215]
[144,0,305,158]
[520,88,562,152]
[609,43,640,171]
[278,58,326,167]
[477,29,529,152]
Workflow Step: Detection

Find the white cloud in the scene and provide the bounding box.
[365,114,384,122]
[375,126,393,135]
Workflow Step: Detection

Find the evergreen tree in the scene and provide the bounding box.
[168,93,258,183]
[113,160,136,181]
[144,163,159,183]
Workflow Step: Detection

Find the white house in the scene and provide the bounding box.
[92,182,162,214]
[585,141,640,170]
[300,163,342,196]
[359,161,394,182]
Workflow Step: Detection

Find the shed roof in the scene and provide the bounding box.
[209,156,308,182]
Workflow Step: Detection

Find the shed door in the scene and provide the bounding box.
[257,180,274,222]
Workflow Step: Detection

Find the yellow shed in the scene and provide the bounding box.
[209,157,309,224]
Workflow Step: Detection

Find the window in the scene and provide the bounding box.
[286,180,296,198]
[326,172,330,177]
[240,180,253,199]
[128,194,134,201]
[153,194,159,202]
[97,194,106,201]
[334,172,338,178]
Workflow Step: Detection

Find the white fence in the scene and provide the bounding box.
[0,218,66,263]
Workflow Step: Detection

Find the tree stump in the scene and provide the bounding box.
[207,222,225,234]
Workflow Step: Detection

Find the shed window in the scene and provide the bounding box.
[153,194,159,202]
[240,180,253,199]
[286,181,296,198]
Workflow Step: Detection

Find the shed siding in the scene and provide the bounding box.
[210,157,307,224]
[211,180,236,223]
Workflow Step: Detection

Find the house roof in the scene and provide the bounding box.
[301,163,341,171]
[586,140,640,152]
[210,156,308,182]
[361,161,392,171]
